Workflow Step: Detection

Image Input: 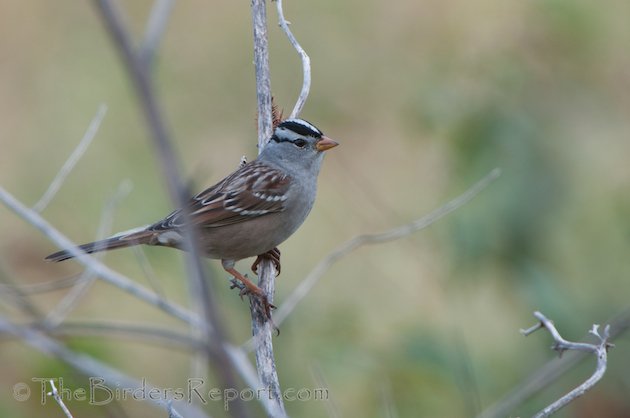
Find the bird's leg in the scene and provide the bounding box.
[251,247,282,276]
[224,265,275,320]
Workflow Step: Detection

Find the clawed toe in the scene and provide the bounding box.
[227,275,276,323]
[254,293,276,320]
[252,247,282,276]
[229,278,245,293]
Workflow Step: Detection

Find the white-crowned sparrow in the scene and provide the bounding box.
[46,118,338,315]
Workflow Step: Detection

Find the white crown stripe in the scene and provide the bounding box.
[277,119,323,137]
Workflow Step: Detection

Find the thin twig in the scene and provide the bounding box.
[93,3,250,415]
[46,320,205,351]
[0,317,208,418]
[521,311,613,418]
[268,168,502,328]
[41,255,97,329]
[43,180,132,328]
[310,363,340,418]
[0,262,44,319]
[0,274,85,295]
[479,306,630,418]
[0,186,201,327]
[47,379,74,418]
[23,318,281,418]
[0,3,287,414]
[250,1,287,416]
[33,104,107,213]
[274,0,311,118]
[140,0,175,67]
[132,245,168,299]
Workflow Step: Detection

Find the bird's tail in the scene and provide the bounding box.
[45,227,154,262]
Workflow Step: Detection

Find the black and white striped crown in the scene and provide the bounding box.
[276,119,323,138]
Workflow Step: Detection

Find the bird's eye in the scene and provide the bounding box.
[293,138,307,148]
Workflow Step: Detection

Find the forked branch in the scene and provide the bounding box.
[520,311,613,418]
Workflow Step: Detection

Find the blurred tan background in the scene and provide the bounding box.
[2,1,630,417]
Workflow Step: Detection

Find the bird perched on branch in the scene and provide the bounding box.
[46,118,338,319]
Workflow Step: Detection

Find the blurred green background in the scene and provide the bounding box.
[2,1,630,417]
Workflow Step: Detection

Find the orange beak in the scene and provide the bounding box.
[315,136,339,152]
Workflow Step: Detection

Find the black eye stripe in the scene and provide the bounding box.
[271,135,307,147]
[271,135,293,144]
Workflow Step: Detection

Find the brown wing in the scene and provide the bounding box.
[150,161,291,231]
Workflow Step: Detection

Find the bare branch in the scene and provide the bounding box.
[42,320,284,417]
[132,245,168,298]
[521,311,612,418]
[479,306,630,418]
[0,317,208,418]
[0,262,44,319]
[140,0,176,67]
[0,186,201,327]
[93,3,251,415]
[47,379,74,418]
[33,104,107,213]
[274,0,311,118]
[224,344,288,418]
[251,0,274,144]
[269,168,502,328]
[250,1,287,416]
[4,310,279,416]
[42,180,132,328]
[0,274,85,295]
[49,320,205,351]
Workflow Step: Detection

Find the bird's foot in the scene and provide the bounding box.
[251,247,282,276]
[227,271,276,322]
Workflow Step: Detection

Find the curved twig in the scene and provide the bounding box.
[140,0,175,67]
[479,306,630,418]
[521,311,613,418]
[270,168,502,328]
[275,0,310,118]
[33,104,107,213]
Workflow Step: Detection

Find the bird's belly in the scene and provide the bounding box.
[199,211,303,261]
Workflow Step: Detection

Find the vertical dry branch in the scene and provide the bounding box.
[250,1,287,417]
[252,0,274,143]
